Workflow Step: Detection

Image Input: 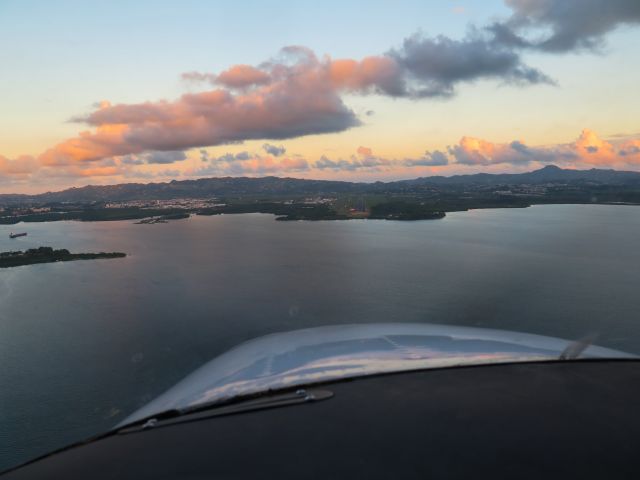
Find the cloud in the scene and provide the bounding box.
[619,143,640,157]
[39,160,127,179]
[402,150,449,166]
[388,31,554,98]
[198,146,402,176]
[315,147,438,171]
[59,49,365,164]
[262,143,286,156]
[39,124,133,166]
[447,135,577,165]
[183,65,271,88]
[145,150,188,164]
[216,65,271,88]
[448,136,532,165]
[572,128,618,164]
[447,129,640,167]
[208,151,252,163]
[74,166,122,177]
[314,154,389,171]
[494,0,640,52]
[328,56,407,96]
[39,22,566,168]
[315,156,358,171]
[3,1,640,186]
[328,31,554,99]
[357,146,373,157]
[193,154,309,176]
[121,150,187,165]
[198,133,640,175]
[0,155,39,176]
[181,71,217,84]
[121,155,145,165]
[158,169,182,177]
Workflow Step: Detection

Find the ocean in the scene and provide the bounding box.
[1,204,639,469]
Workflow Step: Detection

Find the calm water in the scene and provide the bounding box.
[1,205,640,469]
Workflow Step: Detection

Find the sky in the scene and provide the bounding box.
[1,0,639,193]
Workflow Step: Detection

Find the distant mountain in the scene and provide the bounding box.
[398,165,640,186]
[2,166,640,205]
[0,177,362,205]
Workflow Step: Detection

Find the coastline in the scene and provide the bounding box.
[0,247,126,269]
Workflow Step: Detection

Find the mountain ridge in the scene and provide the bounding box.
[2,165,640,204]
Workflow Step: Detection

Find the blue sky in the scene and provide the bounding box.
[1,0,639,192]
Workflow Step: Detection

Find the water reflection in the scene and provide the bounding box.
[1,205,640,469]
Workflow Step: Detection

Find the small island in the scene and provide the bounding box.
[0,247,126,268]
[134,213,191,224]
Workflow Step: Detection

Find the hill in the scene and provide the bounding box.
[3,166,640,205]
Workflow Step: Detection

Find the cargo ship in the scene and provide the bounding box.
[9,232,27,239]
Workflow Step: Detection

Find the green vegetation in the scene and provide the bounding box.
[196,202,349,221]
[134,212,191,224]
[369,201,446,220]
[333,195,387,215]
[0,207,190,225]
[2,166,640,224]
[0,247,126,268]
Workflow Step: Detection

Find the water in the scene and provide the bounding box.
[1,204,640,470]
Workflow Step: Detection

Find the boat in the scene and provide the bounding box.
[9,232,27,239]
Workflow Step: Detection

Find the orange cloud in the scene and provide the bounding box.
[75,166,122,177]
[3,127,640,190]
[33,49,404,170]
[453,136,503,165]
[1,34,557,181]
[357,146,373,157]
[193,152,309,176]
[329,56,404,95]
[216,65,271,88]
[54,49,373,166]
[447,129,640,167]
[0,155,39,176]
[39,124,131,166]
[573,128,618,165]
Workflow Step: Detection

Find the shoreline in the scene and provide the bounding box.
[3,200,640,226]
[0,247,126,269]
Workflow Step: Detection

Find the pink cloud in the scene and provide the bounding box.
[33,49,407,170]
[329,56,405,95]
[447,129,640,167]
[57,50,372,165]
[573,128,618,164]
[181,71,218,84]
[39,124,133,166]
[357,146,373,157]
[194,154,309,176]
[9,2,640,189]
[0,155,38,175]
[1,29,561,181]
[182,65,271,88]
[216,65,271,88]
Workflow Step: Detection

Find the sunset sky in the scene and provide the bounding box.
[1,0,639,193]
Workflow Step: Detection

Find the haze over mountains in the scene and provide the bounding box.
[2,166,640,205]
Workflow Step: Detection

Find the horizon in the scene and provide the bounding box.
[1,1,639,193]
[2,164,632,197]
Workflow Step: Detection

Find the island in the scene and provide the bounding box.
[0,247,126,268]
[134,212,191,224]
